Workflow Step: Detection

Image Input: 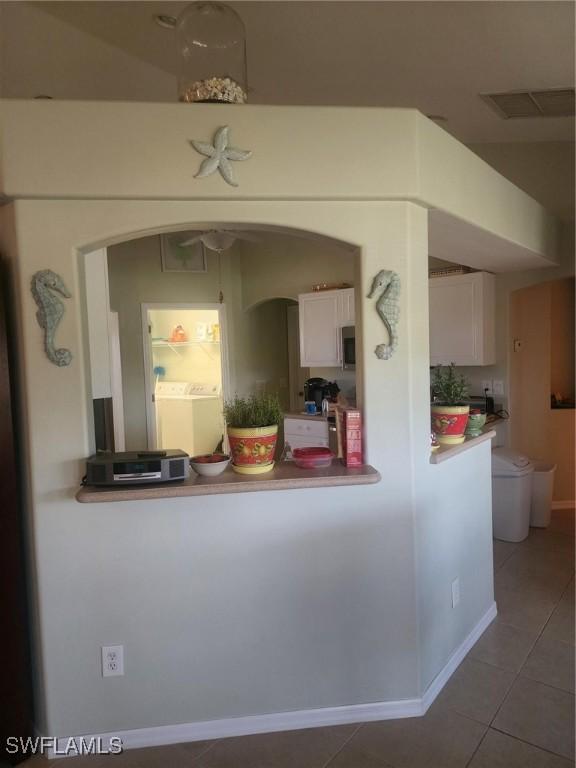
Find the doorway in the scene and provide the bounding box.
[142,303,229,457]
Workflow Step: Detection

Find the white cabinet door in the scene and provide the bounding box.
[298,288,356,368]
[338,288,355,327]
[299,291,341,367]
[429,272,495,366]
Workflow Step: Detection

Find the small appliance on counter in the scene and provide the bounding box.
[85,450,190,486]
[303,378,340,413]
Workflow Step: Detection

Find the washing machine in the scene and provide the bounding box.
[155,381,224,457]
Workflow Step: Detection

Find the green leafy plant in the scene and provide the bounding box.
[431,364,469,405]
[224,392,283,428]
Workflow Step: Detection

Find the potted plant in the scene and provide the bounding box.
[224,393,283,474]
[431,364,470,445]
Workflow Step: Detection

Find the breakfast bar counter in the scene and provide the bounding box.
[76,462,381,503]
[430,430,496,464]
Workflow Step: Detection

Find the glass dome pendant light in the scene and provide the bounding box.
[176,2,248,104]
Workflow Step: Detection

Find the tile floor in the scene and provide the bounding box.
[17,509,576,768]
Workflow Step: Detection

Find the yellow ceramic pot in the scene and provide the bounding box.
[431,405,470,445]
[227,425,278,474]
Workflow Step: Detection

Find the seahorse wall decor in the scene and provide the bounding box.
[368,269,401,360]
[31,269,73,367]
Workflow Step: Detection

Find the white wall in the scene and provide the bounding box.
[0,102,516,742]
[2,198,433,738]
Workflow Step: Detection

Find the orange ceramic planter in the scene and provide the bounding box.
[227,425,278,474]
[431,405,470,445]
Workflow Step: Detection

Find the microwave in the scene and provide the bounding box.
[341,325,356,370]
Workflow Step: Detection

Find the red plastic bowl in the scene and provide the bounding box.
[292,447,334,469]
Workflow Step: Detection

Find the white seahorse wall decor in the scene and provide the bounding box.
[31,269,73,367]
[368,270,401,360]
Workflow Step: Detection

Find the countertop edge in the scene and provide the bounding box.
[76,464,381,503]
[430,430,496,464]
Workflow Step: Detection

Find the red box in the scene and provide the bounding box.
[339,407,363,467]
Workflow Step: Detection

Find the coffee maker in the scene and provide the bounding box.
[304,378,340,413]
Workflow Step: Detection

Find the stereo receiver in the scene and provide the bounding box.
[86,450,190,486]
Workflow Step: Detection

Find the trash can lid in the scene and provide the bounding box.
[492,447,534,476]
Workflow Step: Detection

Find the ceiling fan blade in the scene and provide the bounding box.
[224,230,261,243]
[178,234,203,248]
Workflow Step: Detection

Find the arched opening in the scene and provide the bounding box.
[83,223,359,456]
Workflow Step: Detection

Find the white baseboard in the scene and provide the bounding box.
[552,501,575,510]
[49,602,497,759]
[420,600,497,713]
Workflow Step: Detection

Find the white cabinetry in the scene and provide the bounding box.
[284,416,329,451]
[298,288,355,367]
[429,272,495,366]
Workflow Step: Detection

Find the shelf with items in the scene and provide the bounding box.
[152,340,220,347]
[151,339,221,358]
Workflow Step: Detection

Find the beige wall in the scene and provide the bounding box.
[108,233,356,448]
[239,235,356,309]
[236,298,292,409]
[0,2,175,101]
[550,278,575,402]
[107,237,240,449]
[510,279,575,502]
[468,142,574,222]
[452,141,574,475]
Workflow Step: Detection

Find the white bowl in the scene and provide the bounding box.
[190,455,230,477]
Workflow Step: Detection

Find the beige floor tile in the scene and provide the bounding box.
[48,741,213,767]
[521,635,575,693]
[508,545,575,573]
[195,725,358,768]
[493,676,575,760]
[468,620,539,672]
[542,589,576,646]
[131,741,214,766]
[493,539,518,572]
[547,510,576,537]
[343,708,486,768]
[326,744,394,767]
[495,563,573,602]
[432,657,515,724]
[468,728,574,768]
[520,528,575,555]
[495,583,557,633]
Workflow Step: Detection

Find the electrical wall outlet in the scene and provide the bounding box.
[451,578,460,608]
[492,380,504,396]
[101,645,124,677]
[481,380,493,395]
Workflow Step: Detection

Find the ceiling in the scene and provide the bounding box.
[3,1,575,144]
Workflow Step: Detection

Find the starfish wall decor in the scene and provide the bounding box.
[190,126,252,187]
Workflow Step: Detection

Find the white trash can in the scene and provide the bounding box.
[530,462,557,528]
[491,448,534,542]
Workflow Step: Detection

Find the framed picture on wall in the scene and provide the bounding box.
[160,233,208,273]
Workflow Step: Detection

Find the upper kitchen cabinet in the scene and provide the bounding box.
[299,288,355,367]
[429,272,495,366]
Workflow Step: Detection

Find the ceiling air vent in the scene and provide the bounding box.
[481,88,575,119]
